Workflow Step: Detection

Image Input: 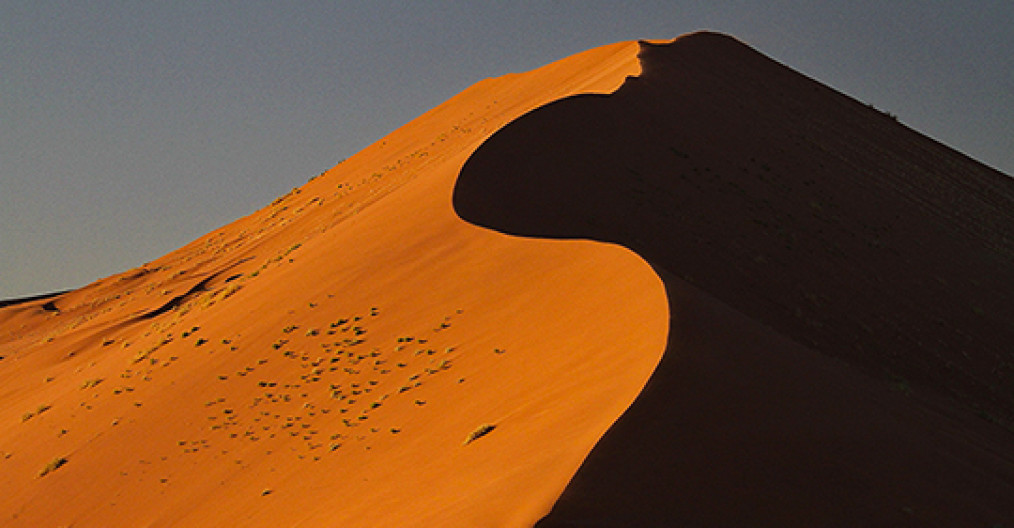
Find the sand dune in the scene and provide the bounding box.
[456,32,1014,525]
[0,41,666,527]
[2,31,1012,527]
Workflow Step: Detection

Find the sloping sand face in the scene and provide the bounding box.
[455,32,1014,525]
[4,30,1013,527]
[0,41,669,527]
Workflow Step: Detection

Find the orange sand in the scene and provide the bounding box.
[0,41,666,527]
[3,32,1014,527]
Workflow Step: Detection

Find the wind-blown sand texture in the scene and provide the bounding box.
[2,31,1013,526]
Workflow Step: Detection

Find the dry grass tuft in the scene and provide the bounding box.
[463,423,496,445]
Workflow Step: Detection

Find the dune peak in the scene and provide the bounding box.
[3,30,1013,527]
[455,29,1014,526]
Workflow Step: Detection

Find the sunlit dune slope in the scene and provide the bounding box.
[0,41,668,527]
[5,29,1013,528]
[455,32,1014,526]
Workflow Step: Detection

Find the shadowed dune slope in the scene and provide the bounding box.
[454,32,1014,525]
[0,41,670,527]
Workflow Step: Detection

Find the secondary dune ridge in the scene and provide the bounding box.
[1,30,1012,527]
[455,32,1014,525]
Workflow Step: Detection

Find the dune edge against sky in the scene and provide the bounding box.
[0,39,673,527]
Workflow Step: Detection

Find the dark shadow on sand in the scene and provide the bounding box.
[0,290,70,310]
[453,32,1014,525]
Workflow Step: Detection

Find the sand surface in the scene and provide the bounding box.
[3,31,1013,527]
[456,32,1014,526]
[0,41,668,527]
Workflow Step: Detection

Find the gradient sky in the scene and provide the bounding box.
[2,1,1012,299]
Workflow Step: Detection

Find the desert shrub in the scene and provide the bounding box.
[38,456,67,477]
[463,424,496,445]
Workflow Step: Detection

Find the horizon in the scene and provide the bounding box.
[3,2,1012,299]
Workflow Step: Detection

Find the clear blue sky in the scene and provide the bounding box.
[2,1,1012,298]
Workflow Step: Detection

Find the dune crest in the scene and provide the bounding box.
[0,40,670,527]
[3,29,1012,527]
[455,31,1014,525]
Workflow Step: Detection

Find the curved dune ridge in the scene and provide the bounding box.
[456,32,1014,525]
[1,30,1012,527]
[0,40,667,527]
